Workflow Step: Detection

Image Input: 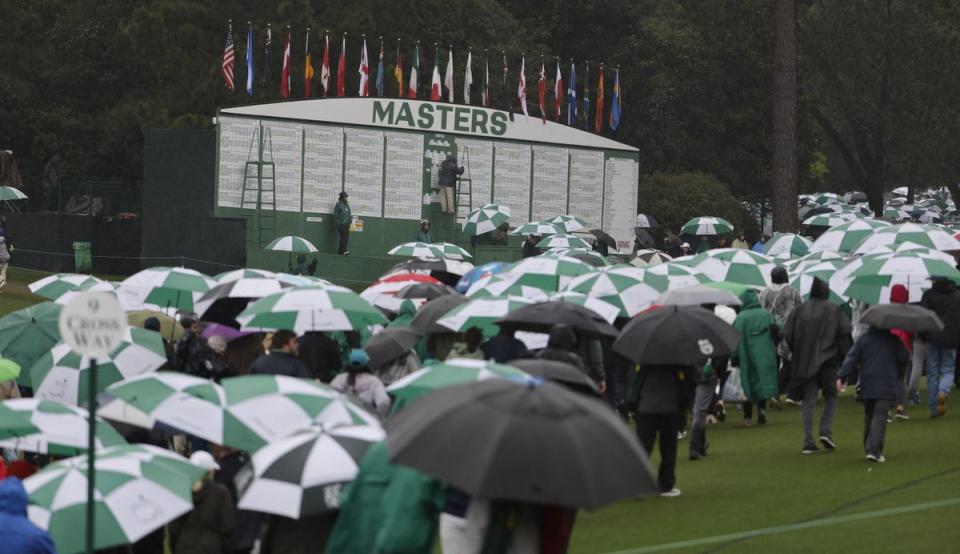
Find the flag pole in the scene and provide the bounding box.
[85,357,98,554]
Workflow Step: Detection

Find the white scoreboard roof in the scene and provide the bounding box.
[221,97,638,153]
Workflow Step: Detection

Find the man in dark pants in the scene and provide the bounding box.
[633,363,687,497]
[334,191,351,255]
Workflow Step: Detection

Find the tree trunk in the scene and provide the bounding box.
[772,0,799,232]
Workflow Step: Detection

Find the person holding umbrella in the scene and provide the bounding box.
[522,234,541,258]
[169,451,236,554]
[334,191,351,255]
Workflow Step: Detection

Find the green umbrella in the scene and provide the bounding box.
[386,358,530,402]
[27,274,106,300]
[679,250,778,287]
[429,242,473,260]
[763,233,812,260]
[388,242,445,258]
[0,357,21,382]
[24,449,199,554]
[536,233,591,250]
[0,301,62,386]
[845,251,960,304]
[853,223,960,254]
[544,215,588,233]
[0,399,127,455]
[237,285,386,334]
[802,212,857,227]
[563,265,660,318]
[680,216,734,235]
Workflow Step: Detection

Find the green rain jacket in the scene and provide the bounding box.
[334,200,352,227]
[732,289,779,403]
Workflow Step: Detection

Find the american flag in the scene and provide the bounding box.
[222,24,235,91]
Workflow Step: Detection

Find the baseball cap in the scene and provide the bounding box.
[190,451,221,471]
[348,349,370,367]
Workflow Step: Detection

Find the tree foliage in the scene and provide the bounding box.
[641,172,759,239]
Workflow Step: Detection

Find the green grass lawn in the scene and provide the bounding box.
[2,267,959,552]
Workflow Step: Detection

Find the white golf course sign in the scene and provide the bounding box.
[58,292,127,358]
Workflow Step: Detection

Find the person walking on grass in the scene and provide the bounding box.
[837,325,910,463]
[334,191,351,255]
[783,277,851,454]
[731,289,780,426]
[632,363,688,497]
[920,276,960,418]
[760,266,804,404]
[888,284,913,421]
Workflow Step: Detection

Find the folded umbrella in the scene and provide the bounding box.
[861,304,944,333]
[614,305,740,366]
[410,294,469,333]
[495,300,617,337]
[507,359,599,395]
[364,327,424,368]
[386,379,658,509]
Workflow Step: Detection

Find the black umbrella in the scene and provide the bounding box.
[613,305,740,366]
[589,229,617,248]
[411,294,469,333]
[496,301,618,337]
[635,213,659,228]
[395,282,453,301]
[386,379,658,509]
[861,304,944,334]
[195,279,291,327]
[364,327,424,368]
[507,359,599,395]
[633,228,657,250]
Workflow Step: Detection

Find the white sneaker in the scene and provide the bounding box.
[659,488,682,498]
[866,454,886,463]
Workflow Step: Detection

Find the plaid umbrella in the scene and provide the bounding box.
[0,186,28,200]
[388,242,445,258]
[430,242,473,260]
[214,268,278,283]
[237,285,387,334]
[802,212,857,227]
[763,233,812,260]
[853,223,960,254]
[0,399,127,455]
[30,328,167,406]
[265,235,319,253]
[236,425,385,518]
[680,216,734,236]
[387,358,530,401]
[536,234,591,250]
[846,251,960,304]
[510,221,562,236]
[462,203,511,235]
[0,302,62,386]
[809,219,892,254]
[630,249,674,267]
[28,274,106,300]
[544,215,587,233]
[117,267,216,312]
[435,296,536,336]
[25,450,197,554]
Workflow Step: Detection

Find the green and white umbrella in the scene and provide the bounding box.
[679,250,777,287]
[388,242,444,258]
[214,268,278,283]
[54,280,120,307]
[0,185,28,200]
[564,265,652,318]
[387,358,530,401]
[463,203,511,235]
[789,271,849,306]
[680,216,734,236]
[436,296,536,336]
[30,328,167,406]
[808,219,891,254]
[265,235,319,253]
[466,256,593,298]
[236,424,385,518]
[814,192,841,205]
[28,274,106,300]
[430,242,473,260]
[510,221,561,236]
[0,399,127,455]
[237,285,387,334]
[276,273,334,287]
[883,207,911,221]
[853,223,960,254]
[630,249,674,267]
[0,301,62,387]
[544,248,610,267]
[846,251,960,304]
[763,233,812,260]
[544,215,588,233]
[25,450,198,554]
[117,267,216,312]
[536,233,591,250]
[548,292,621,324]
[802,212,857,227]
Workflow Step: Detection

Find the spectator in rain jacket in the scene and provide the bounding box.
[481,327,528,363]
[388,300,418,329]
[536,324,584,370]
[334,191,352,255]
[888,284,913,419]
[920,276,960,417]
[0,478,56,554]
[732,289,780,425]
[330,349,391,417]
[169,452,236,554]
[415,219,433,243]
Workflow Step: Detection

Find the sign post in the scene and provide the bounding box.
[58,292,127,554]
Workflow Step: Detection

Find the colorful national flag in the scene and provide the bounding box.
[444,48,454,102]
[336,34,346,97]
[430,47,442,101]
[609,67,622,131]
[394,42,403,96]
[537,60,547,123]
[264,24,272,86]
[583,64,591,130]
[358,38,370,97]
[464,50,473,104]
[553,60,563,121]
[595,64,605,133]
[481,56,490,107]
[407,43,419,98]
[245,24,254,96]
[518,56,528,117]
[221,23,235,91]
[280,30,291,98]
[566,62,577,125]
[375,40,385,96]
[320,32,330,96]
[304,29,314,98]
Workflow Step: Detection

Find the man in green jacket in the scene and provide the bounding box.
[414,219,433,243]
[334,191,351,255]
[732,289,780,425]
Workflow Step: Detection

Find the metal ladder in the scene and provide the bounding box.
[240,124,277,249]
[453,145,472,244]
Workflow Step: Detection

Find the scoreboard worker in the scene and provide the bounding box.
[438,154,464,214]
[334,191,351,255]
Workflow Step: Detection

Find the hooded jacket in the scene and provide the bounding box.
[388,300,417,329]
[759,282,803,327]
[889,284,913,351]
[168,479,236,554]
[920,279,960,348]
[783,278,852,383]
[732,289,780,403]
[536,325,585,370]
[0,478,57,554]
[838,327,910,400]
